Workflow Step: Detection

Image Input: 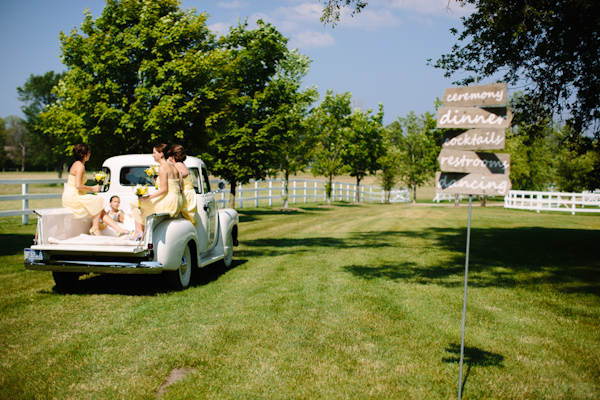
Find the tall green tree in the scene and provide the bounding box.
[554,125,599,193]
[308,90,353,205]
[267,49,319,209]
[17,71,68,175]
[204,20,293,208]
[4,116,29,172]
[39,0,220,163]
[343,104,385,202]
[388,111,440,203]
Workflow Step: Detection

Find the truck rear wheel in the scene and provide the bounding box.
[52,272,81,291]
[167,243,194,290]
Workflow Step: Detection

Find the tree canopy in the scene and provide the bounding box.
[432,0,600,138]
[39,0,220,162]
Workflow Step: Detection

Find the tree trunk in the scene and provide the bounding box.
[479,195,487,207]
[412,185,417,204]
[355,177,361,203]
[327,175,333,206]
[283,170,289,208]
[229,182,237,209]
[454,193,460,207]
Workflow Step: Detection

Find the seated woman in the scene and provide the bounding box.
[169,144,198,227]
[131,143,184,240]
[62,143,132,237]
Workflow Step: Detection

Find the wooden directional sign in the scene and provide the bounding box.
[436,171,512,196]
[442,83,507,107]
[438,149,510,175]
[437,107,513,129]
[442,128,506,151]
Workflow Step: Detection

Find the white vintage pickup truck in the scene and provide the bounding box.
[24,154,239,290]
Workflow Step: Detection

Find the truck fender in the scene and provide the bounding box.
[152,218,198,271]
[214,208,239,255]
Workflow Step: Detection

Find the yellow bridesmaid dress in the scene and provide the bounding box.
[180,174,198,227]
[62,174,105,218]
[133,177,183,226]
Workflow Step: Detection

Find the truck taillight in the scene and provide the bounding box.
[148,243,154,250]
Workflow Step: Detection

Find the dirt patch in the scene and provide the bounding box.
[271,207,304,212]
[156,367,197,398]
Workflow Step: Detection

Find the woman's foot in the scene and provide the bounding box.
[117,230,134,238]
[132,231,144,241]
[89,228,102,236]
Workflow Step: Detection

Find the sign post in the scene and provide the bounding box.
[436,82,512,399]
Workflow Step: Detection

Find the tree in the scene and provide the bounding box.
[554,125,599,192]
[431,0,600,140]
[39,0,221,164]
[17,71,69,175]
[343,104,385,202]
[4,116,29,172]
[267,49,319,208]
[320,0,368,25]
[387,111,440,203]
[203,20,293,208]
[308,90,353,205]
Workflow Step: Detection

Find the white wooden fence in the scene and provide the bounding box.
[0,179,66,224]
[0,178,409,224]
[213,179,410,208]
[504,190,600,215]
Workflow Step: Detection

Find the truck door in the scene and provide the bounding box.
[199,167,218,250]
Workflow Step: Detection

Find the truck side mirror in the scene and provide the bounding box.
[218,182,225,191]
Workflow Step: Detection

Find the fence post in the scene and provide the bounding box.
[314,182,318,202]
[572,195,576,215]
[22,183,29,225]
[238,182,243,209]
[269,181,273,207]
[304,181,307,204]
[293,180,297,205]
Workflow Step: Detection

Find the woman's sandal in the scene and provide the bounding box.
[89,228,102,236]
[117,230,134,238]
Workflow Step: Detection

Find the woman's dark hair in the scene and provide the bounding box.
[110,195,120,202]
[170,144,187,163]
[154,143,169,159]
[73,143,90,161]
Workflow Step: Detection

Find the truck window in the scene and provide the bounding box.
[120,166,155,186]
[189,168,200,194]
[201,168,211,194]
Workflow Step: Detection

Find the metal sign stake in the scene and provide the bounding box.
[458,194,473,399]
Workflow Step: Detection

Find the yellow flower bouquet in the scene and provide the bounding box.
[134,184,148,207]
[94,171,109,185]
[145,165,159,177]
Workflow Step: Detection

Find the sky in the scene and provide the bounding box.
[0,0,476,127]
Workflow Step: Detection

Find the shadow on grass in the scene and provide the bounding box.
[0,234,34,257]
[443,343,505,396]
[241,226,600,296]
[48,259,247,296]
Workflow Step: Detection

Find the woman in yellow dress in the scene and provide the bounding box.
[63,144,132,237]
[169,144,198,227]
[132,143,184,240]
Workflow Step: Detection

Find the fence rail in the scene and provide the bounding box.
[504,190,600,215]
[1,178,408,224]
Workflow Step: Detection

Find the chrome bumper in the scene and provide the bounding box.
[24,259,163,274]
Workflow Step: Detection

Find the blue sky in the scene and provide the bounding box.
[0,0,476,126]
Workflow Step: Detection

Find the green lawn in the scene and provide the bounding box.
[1,203,599,399]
